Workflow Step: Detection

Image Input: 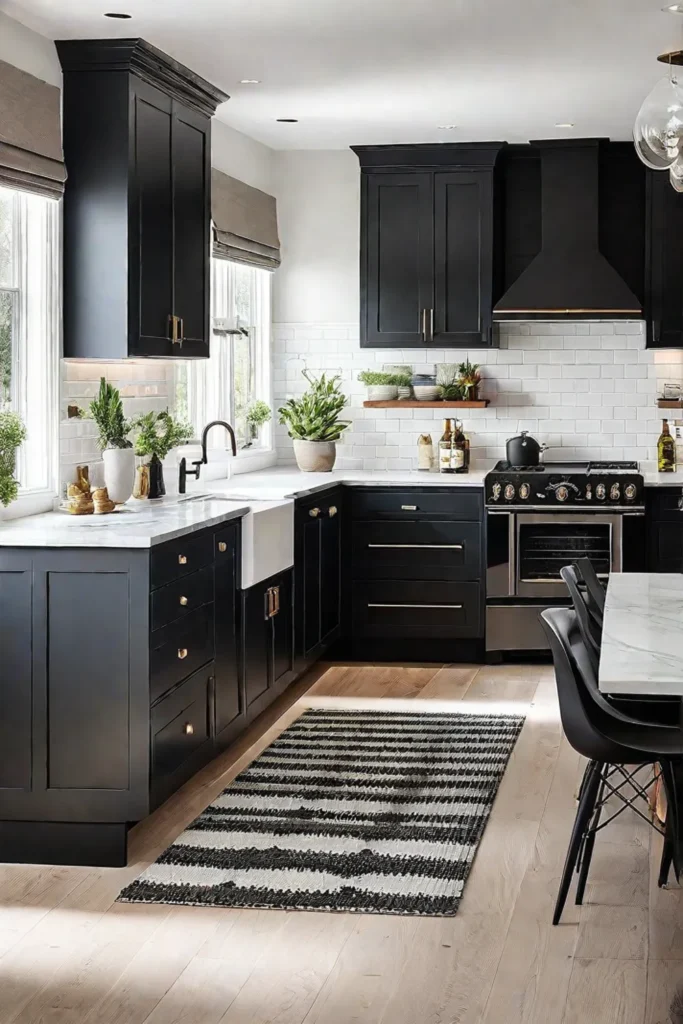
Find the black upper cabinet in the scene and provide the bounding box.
[646,169,683,348]
[353,144,505,349]
[57,39,226,360]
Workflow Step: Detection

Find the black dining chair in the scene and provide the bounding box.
[540,606,683,923]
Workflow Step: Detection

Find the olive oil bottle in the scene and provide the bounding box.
[658,418,676,473]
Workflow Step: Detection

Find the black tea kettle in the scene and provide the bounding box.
[505,430,546,468]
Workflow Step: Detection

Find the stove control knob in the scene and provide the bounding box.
[610,483,621,502]
[596,483,606,500]
[504,484,516,501]
[492,482,502,501]
[624,483,637,502]
[585,484,592,500]
[519,482,530,500]
[556,485,569,502]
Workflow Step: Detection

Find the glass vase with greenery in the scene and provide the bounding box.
[0,410,27,507]
[278,370,350,472]
[132,411,193,498]
[245,400,272,445]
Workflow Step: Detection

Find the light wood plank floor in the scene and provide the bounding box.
[1,661,682,1024]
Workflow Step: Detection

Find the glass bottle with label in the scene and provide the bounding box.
[452,419,468,474]
[658,418,676,472]
[439,419,455,474]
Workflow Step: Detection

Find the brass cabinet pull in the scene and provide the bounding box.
[328,505,338,518]
[168,314,182,347]
[401,505,418,511]
[368,603,463,610]
[265,587,274,620]
[309,507,321,518]
[178,317,184,343]
[368,543,463,550]
[420,308,427,341]
[272,586,280,615]
[179,595,188,606]
[184,722,194,735]
[218,541,227,553]
[428,308,434,343]
[178,554,188,565]
[178,648,188,660]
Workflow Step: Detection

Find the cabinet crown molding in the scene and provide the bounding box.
[56,37,228,118]
[352,142,506,171]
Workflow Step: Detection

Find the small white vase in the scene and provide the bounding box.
[293,439,337,472]
[102,447,135,504]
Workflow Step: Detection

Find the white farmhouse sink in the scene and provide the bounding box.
[178,491,294,589]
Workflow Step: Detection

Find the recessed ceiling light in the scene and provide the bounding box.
[437,125,458,130]
[239,79,261,84]
[555,122,575,128]
[663,4,683,11]
[104,11,131,17]
[276,118,298,123]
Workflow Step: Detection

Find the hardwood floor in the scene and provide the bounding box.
[0,661,680,1024]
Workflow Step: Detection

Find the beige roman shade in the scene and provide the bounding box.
[211,168,280,270]
[0,59,65,199]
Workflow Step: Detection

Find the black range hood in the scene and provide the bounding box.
[493,139,643,322]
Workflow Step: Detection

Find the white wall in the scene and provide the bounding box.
[0,10,61,85]
[211,119,275,194]
[272,150,359,323]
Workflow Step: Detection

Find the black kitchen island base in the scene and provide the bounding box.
[0,821,128,868]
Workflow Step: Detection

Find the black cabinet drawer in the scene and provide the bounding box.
[151,564,214,631]
[352,579,482,639]
[352,520,481,581]
[151,605,215,704]
[151,531,214,589]
[647,487,683,522]
[350,488,482,521]
[151,664,211,781]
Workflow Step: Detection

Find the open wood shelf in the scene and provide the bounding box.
[657,399,683,408]
[362,399,490,409]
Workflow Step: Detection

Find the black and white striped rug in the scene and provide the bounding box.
[118,708,525,916]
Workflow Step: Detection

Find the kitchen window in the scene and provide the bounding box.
[0,186,60,519]
[175,259,272,452]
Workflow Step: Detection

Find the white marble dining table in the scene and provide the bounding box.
[599,573,683,697]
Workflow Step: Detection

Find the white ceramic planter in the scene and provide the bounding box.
[102,447,135,504]
[367,385,398,401]
[293,439,337,473]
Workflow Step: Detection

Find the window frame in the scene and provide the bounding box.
[0,186,60,522]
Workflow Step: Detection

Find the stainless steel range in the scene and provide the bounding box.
[485,460,645,655]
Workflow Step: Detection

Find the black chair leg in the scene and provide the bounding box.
[575,775,605,905]
[659,832,674,888]
[553,760,602,926]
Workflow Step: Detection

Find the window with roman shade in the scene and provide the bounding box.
[211,168,280,270]
[0,59,66,199]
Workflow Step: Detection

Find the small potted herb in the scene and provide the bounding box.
[89,377,134,504]
[358,370,412,401]
[278,370,351,472]
[458,360,482,400]
[245,400,272,445]
[132,411,193,499]
[0,410,27,508]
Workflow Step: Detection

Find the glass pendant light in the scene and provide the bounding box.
[633,72,683,170]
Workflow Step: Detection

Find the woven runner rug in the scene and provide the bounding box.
[118,707,525,916]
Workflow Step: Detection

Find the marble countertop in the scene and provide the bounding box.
[640,462,683,488]
[599,573,683,696]
[0,498,251,549]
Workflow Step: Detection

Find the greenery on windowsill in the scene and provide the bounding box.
[0,410,27,507]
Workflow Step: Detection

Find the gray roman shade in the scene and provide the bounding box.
[211,168,280,270]
[0,59,66,199]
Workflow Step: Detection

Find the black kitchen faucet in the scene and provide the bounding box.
[178,420,237,493]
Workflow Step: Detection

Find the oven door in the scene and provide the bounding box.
[515,513,623,599]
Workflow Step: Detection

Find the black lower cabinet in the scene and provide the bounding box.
[294,489,343,667]
[646,487,683,571]
[213,523,242,745]
[242,569,295,718]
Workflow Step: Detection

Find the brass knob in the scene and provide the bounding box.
[178,554,188,565]
[309,507,321,518]
[218,541,227,552]
[328,505,338,518]
[179,595,188,607]
[178,648,188,660]
[184,722,194,735]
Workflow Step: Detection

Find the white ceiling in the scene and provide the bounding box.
[1,0,681,149]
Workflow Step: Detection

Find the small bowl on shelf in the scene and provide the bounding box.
[412,385,440,401]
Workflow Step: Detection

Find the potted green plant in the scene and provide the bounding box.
[278,370,351,472]
[89,377,134,504]
[358,370,412,402]
[132,411,193,499]
[0,410,27,508]
[458,360,482,400]
[245,400,272,445]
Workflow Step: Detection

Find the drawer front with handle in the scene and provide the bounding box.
[151,531,214,590]
[350,488,482,521]
[352,520,481,580]
[151,663,211,781]
[150,604,215,704]
[151,564,214,632]
[352,580,482,639]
